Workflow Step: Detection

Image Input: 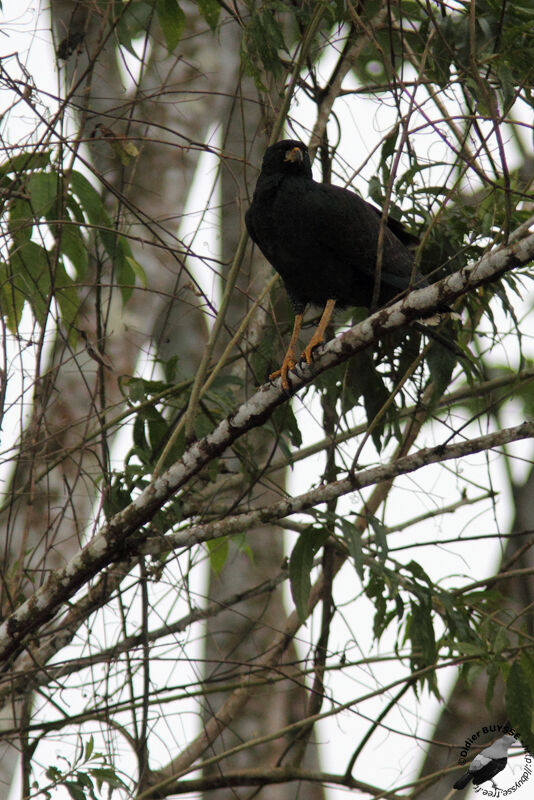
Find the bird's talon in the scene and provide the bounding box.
[269,356,297,391]
[302,339,323,365]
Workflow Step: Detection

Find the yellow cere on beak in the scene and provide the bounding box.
[284,146,303,163]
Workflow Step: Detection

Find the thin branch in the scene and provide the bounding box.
[0,568,289,706]
[144,421,534,556]
[142,645,502,798]
[308,14,386,161]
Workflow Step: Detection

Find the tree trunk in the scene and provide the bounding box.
[198,16,325,800]
[0,0,214,789]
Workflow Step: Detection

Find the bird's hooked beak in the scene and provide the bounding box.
[284,146,304,164]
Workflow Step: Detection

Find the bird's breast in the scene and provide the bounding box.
[249,180,310,263]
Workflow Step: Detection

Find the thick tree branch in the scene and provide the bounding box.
[0,229,532,668]
[140,766,407,799]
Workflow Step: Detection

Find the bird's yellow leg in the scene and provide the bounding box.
[269,313,303,390]
[302,298,336,364]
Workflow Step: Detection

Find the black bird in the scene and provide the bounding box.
[245,140,428,390]
[453,734,515,790]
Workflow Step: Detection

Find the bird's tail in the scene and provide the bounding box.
[453,772,473,790]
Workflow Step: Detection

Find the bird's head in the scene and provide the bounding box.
[501,734,517,747]
[260,140,312,178]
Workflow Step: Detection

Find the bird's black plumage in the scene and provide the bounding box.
[453,734,515,791]
[245,140,427,388]
[453,758,507,789]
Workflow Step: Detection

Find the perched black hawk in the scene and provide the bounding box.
[245,139,429,389]
[453,734,516,790]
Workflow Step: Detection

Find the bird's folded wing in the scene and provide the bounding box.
[471,753,491,771]
[298,183,420,292]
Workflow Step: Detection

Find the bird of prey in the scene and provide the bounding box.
[453,734,516,790]
[245,139,428,390]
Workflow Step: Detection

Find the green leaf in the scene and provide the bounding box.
[233,530,253,561]
[161,423,185,468]
[84,735,94,761]
[125,255,147,287]
[350,349,390,451]
[207,537,228,574]
[116,249,136,303]
[64,781,86,800]
[116,2,154,57]
[340,518,365,580]
[439,595,476,644]
[66,193,85,224]
[367,175,383,205]
[75,771,94,789]
[489,624,509,655]
[104,477,133,517]
[28,172,58,217]
[133,414,148,452]
[193,409,213,440]
[157,0,186,52]
[162,354,179,383]
[243,9,286,78]
[0,151,51,177]
[454,641,484,656]
[9,198,33,241]
[240,42,267,91]
[207,455,219,482]
[45,766,62,782]
[89,766,128,790]
[196,0,220,29]
[427,338,457,401]
[70,171,138,302]
[144,406,167,452]
[406,559,433,587]
[289,529,329,622]
[367,515,388,560]
[271,402,302,449]
[127,377,148,403]
[59,222,89,279]
[125,373,177,401]
[70,171,107,225]
[9,240,50,325]
[381,128,398,161]
[0,261,26,332]
[339,357,362,416]
[365,570,388,640]
[520,650,534,687]
[55,261,81,343]
[407,597,438,693]
[394,593,404,621]
[485,659,501,709]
